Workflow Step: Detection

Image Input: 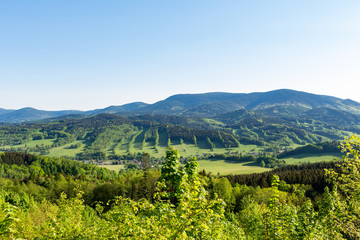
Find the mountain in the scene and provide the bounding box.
[1,89,360,123]
[301,107,360,126]
[254,105,310,117]
[0,108,14,115]
[214,108,262,124]
[0,102,149,123]
[177,101,244,117]
[0,108,83,123]
[134,89,360,116]
[135,92,246,114]
[85,102,149,115]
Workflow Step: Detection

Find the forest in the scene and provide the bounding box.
[0,113,349,168]
[0,135,359,239]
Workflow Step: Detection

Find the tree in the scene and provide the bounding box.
[104,147,245,239]
[125,162,138,170]
[260,160,265,168]
[325,135,360,239]
[141,153,151,171]
[214,177,235,212]
[154,147,241,238]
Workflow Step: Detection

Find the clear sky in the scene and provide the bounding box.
[1,1,360,110]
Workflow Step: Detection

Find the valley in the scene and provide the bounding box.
[1,89,359,239]
[1,89,357,174]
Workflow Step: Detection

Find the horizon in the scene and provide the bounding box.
[1,1,360,110]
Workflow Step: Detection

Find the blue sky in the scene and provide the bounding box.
[1,1,360,110]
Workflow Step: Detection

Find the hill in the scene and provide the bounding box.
[1,89,360,122]
[0,107,83,123]
[0,103,148,123]
[133,89,360,116]
[86,102,149,115]
[0,110,356,161]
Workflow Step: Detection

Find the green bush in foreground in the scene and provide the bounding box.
[1,136,360,239]
[0,148,244,239]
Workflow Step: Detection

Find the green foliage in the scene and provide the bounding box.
[127,128,143,153]
[167,137,171,147]
[206,137,215,150]
[214,177,235,211]
[325,135,360,238]
[193,135,197,147]
[1,110,355,163]
[153,147,235,238]
[260,160,265,167]
[279,141,341,158]
[0,137,360,239]
[154,127,160,150]
[258,155,285,168]
[141,128,151,150]
[0,202,19,236]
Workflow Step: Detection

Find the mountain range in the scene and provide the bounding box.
[1,89,360,160]
[1,89,360,123]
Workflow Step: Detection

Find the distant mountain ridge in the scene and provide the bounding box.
[0,108,83,123]
[0,108,14,115]
[86,102,149,115]
[1,89,360,123]
[0,103,149,123]
[136,89,360,116]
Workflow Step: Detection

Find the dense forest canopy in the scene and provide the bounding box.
[0,135,359,238]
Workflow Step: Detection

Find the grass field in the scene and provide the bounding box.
[282,153,342,165]
[1,128,264,160]
[98,164,124,172]
[110,136,264,158]
[97,160,268,176]
[197,159,269,175]
[1,133,343,177]
[47,140,85,158]
[43,141,263,159]
[197,152,343,175]
[93,152,344,176]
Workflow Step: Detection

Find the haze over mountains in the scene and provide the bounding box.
[1,89,360,123]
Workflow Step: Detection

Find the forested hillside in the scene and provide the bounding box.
[0,110,355,163]
[0,136,359,239]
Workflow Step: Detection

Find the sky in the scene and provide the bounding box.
[1,1,360,110]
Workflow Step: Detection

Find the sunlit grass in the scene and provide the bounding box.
[47,140,85,158]
[98,164,124,172]
[197,159,269,175]
[282,153,342,164]
[13,139,55,148]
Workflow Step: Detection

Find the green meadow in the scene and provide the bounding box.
[98,164,125,172]
[281,153,342,165]
[119,140,263,159]
[197,159,269,175]
[13,139,55,148]
[47,140,86,158]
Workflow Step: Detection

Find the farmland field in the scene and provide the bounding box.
[47,140,85,158]
[125,141,263,158]
[12,139,55,148]
[197,159,269,175]
[282,153,342,165]
[98,164,124,172]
